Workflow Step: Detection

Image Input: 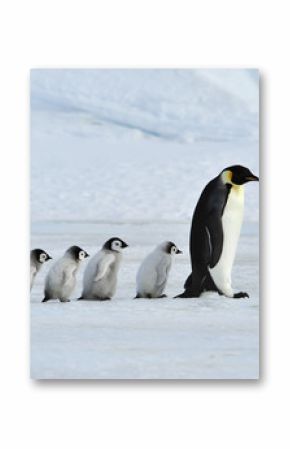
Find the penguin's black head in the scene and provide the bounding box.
[66,245,89,261]
[222,165,259,185]
[165,241,183,255]
[31,248,52,263]
[103,238,129,252]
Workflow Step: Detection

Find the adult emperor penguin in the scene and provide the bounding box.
[30,248,52,290]
[135,241,182,299]
[42,245,89,302]
[176,165,259,299]
[79,237,129,300]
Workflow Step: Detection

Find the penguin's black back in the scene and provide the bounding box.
[181,176,231,297]
[192,177,231,259]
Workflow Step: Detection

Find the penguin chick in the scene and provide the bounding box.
[42,246,89,302]
[30,248,52,290]
[79,237,129,300]
[135,241,182,299]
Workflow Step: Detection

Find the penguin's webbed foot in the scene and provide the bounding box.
[233,291,249,299]
[59,298,71,302]
[158,294,167,298]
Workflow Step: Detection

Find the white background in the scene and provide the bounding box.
[0,0,288,448]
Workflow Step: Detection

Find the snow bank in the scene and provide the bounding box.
[31,68,259,143]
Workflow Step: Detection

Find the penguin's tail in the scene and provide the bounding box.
[184,273,192,289]
[77,296,84,300]
[177,268,221,298]
[175,272,200,297]
[174,290,199,298]
[202,274,221,294]
[42,297,49,302]
[134,293,141,299]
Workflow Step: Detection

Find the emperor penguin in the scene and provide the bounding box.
[42,245,89,302]
[176,165,259,299]
[30,248,52,290]
[79,237,129,300]
[135,241,182,299]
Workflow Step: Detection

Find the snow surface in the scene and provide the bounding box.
[31,137,259,223]
[31,220,259,380]
[30,69,259,379]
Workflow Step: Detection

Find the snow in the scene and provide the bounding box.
[30,69,259,379]
[31,137,259,223]
[31,68,259,143]
[31,221,259,379]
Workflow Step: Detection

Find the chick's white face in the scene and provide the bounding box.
[111,240,122,252]
[39,253,47,263]
[171,245,178,255]
[169,244,182,256]
[78,250,86,260]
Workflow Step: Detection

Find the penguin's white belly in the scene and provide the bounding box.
[209,186,244,297]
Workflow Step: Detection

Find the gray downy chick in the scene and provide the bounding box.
[135,241,182,298]
[42,246,89,302]
[30,248,52,290]
[79,237,128,301]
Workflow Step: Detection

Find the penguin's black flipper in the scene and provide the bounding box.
[205,212,224,269]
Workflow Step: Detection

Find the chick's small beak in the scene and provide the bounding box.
[85,252,90,258]
[177,249,183,254]
[47,255,52,260]
[122,242,129,248]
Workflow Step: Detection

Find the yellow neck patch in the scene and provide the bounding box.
[221,170,244,194]
[222,170,233,185]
